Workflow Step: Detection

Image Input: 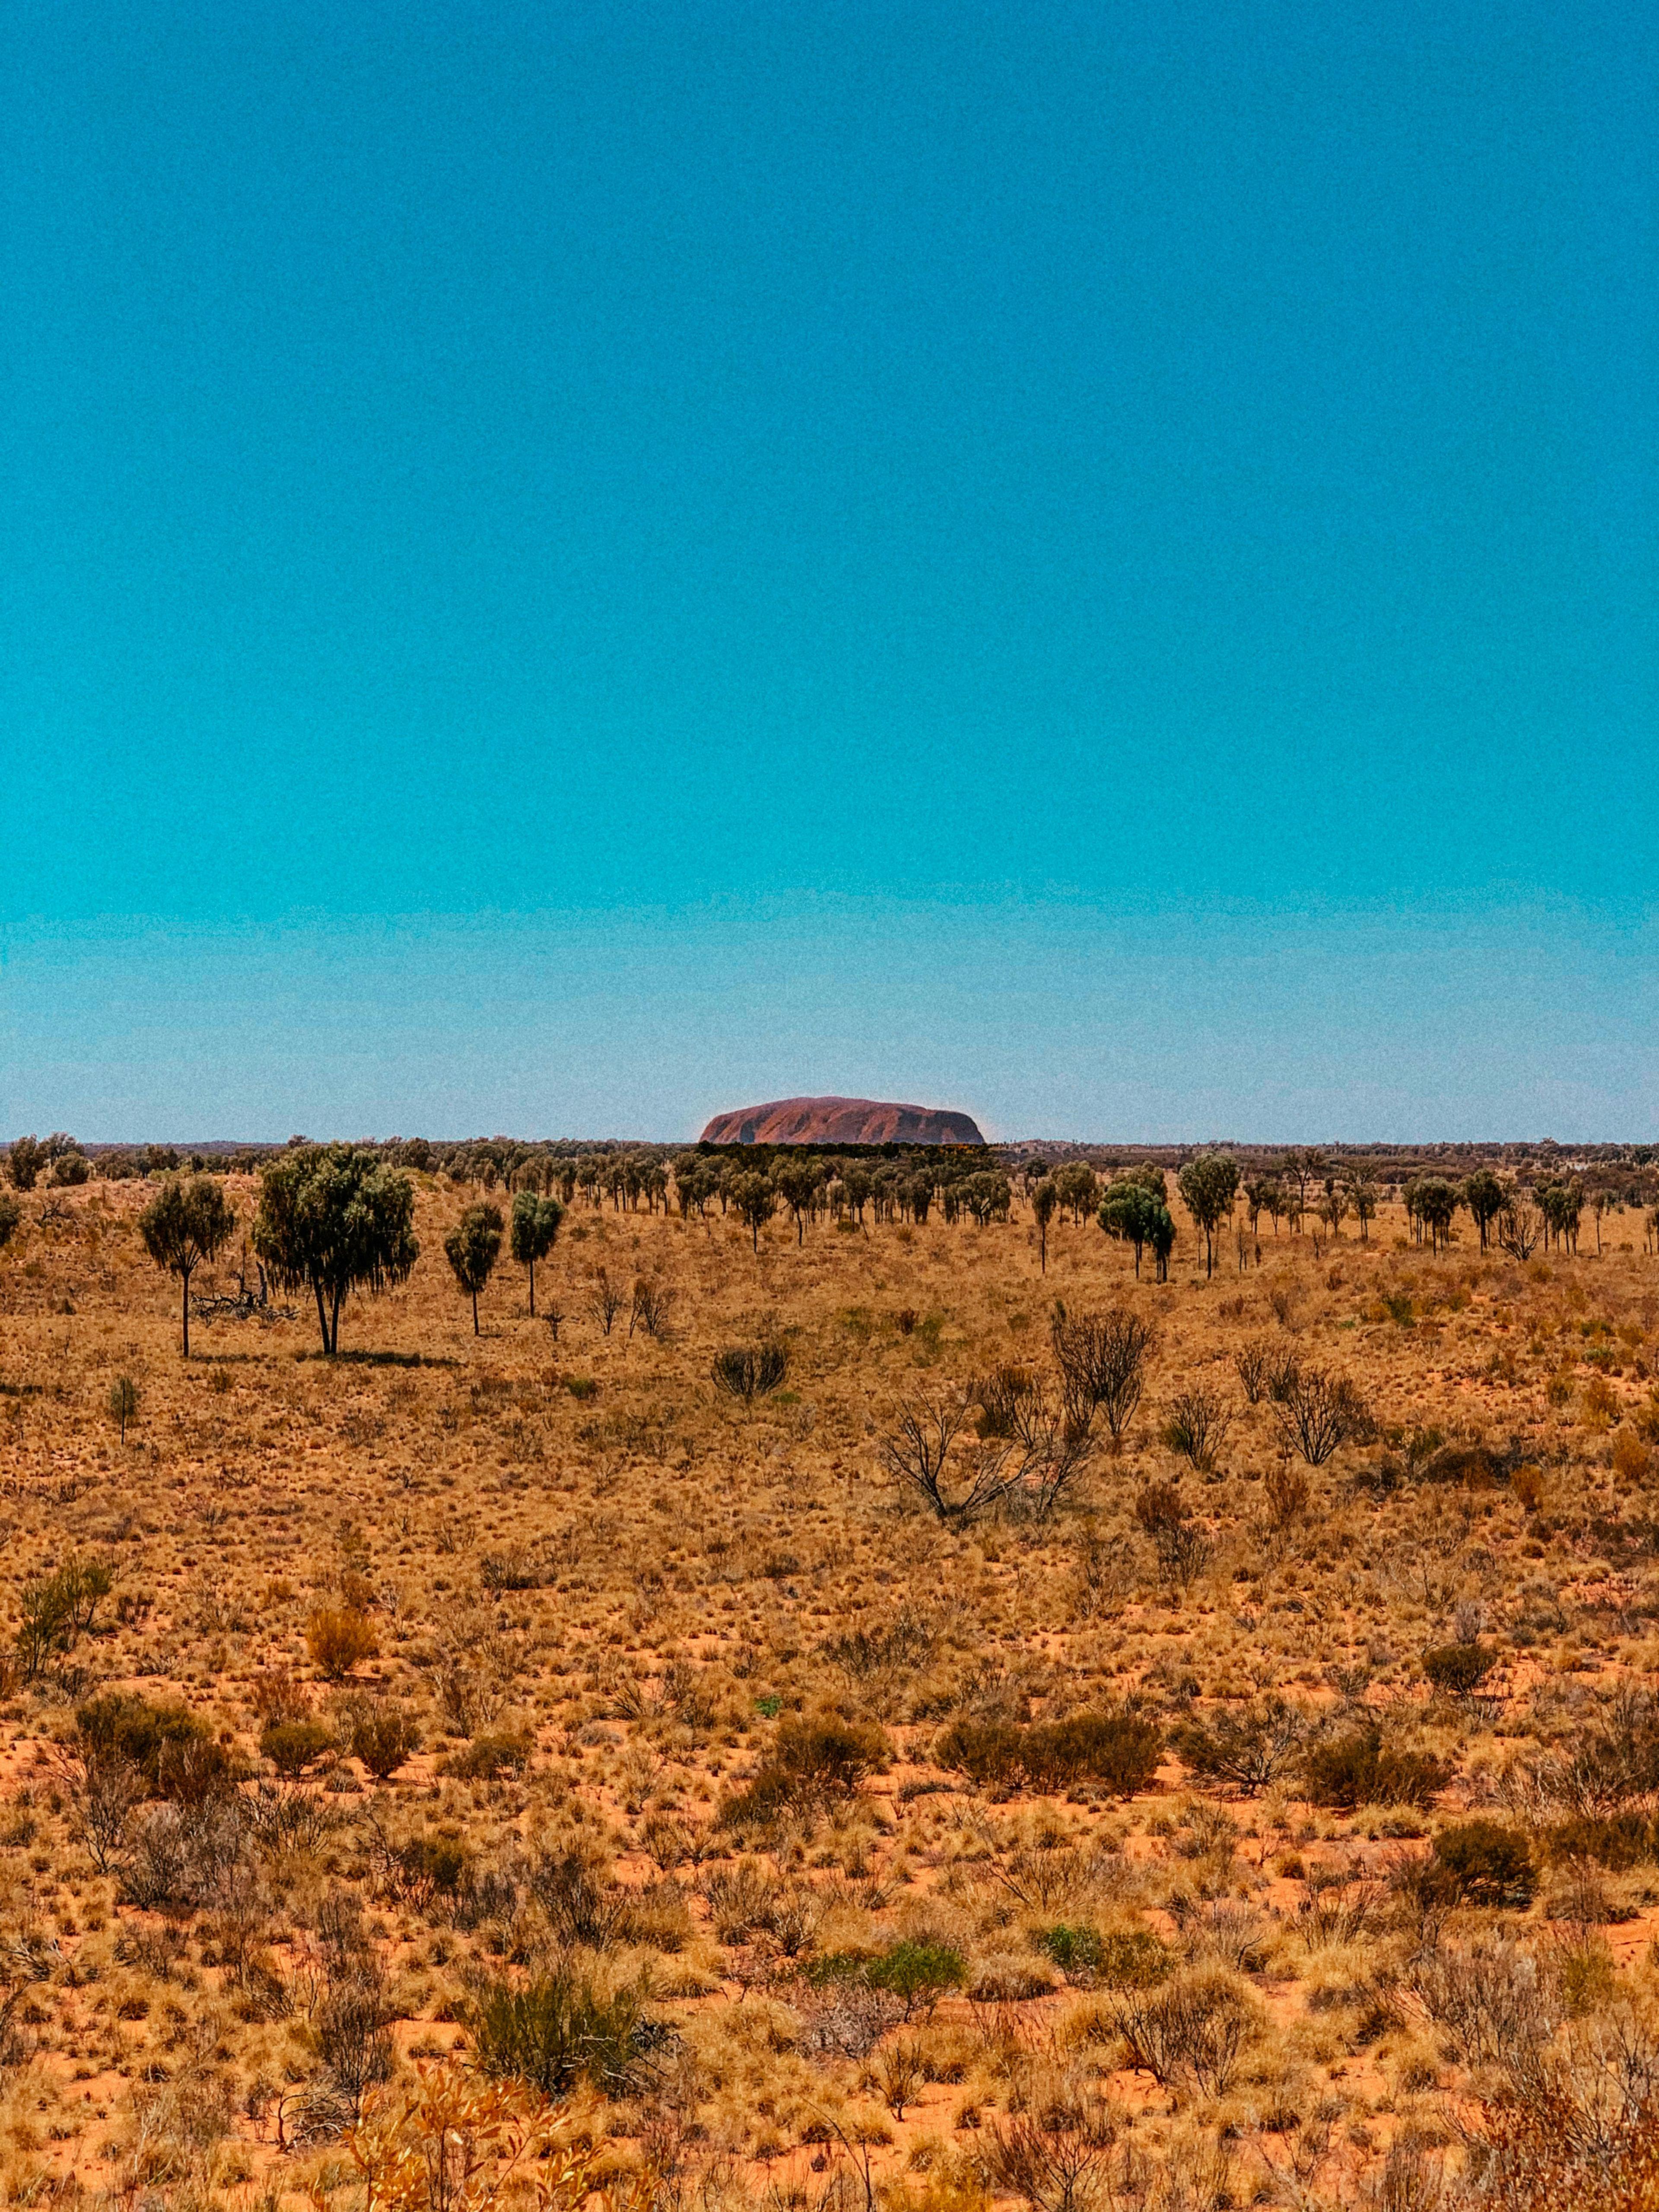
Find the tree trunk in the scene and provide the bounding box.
[314,1280,331,1354]
[472,1289,480,1335]
[181,1267,191,1357]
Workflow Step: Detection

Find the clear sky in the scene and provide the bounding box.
[3,1,1654,1141]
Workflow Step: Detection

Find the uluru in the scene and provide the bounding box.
[699,1095,985,1146]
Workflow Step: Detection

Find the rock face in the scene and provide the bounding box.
[699,1096,985,1147]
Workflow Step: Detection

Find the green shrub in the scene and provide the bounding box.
[1301,1731,1448,1811]
[1036,1923,1101,1974]
[1422,1642,1498,1697]
[1430,1820,1535,1907]
[1036,1923,1171,1987]
[805,1939,966,2019]
[18,1557,114,1679]
[934,1706,1161,1797]
[470,1969,658,2094]
[439,1729,533,1780]
[260,1719,334,1777]
[77,1694,210,1793]
[868,1940,966,2018]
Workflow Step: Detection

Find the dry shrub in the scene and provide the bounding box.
[1263,1460,1309,1526]
[1160,1385,1232,1471]
[437,1728,532,1780]
[307,1605,379,1679]
[719,1712,890,1827]
[933,1707,1160,1797]
[346,2066,637,2212]
[346,1699,421,1779]
[1105,1969,1258,2095]
[1611,1429,1652,1484]
[1268,1361,1371,1463]
[1170,1695,1307,1794]
[1581,1376,1620,1430]
[1302,1730,1447,1811]
[1422,1640,1498,1697]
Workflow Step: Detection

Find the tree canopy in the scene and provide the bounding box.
[251,1144,419,1354]
[1098,1181,1160,1278]
[509,1191,563,1316]
[446,1201,505,1334]
[1177,1152,1240,1278]
[138,1174,237,1357]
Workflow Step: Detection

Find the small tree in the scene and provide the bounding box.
[445,1203,504,1335]
[1177,1152,1240,1278]
[6,1137,43,1192]
[1148,1203,1176,1281]
[1031,1179,1058,1273]
[251,1144,420,1355]
[1099,1181,1160,1278]
[107,1376,139,1442]
[1462,1168,1505,1253]
[509,1192,563,1317]
[0,1192,19,1251]
[138,1175,237,1357]
[730,1172,777,1252]
[772,1160,820,1245]
[1346,1175,1378,1242]
[1413,1177,1460,1254]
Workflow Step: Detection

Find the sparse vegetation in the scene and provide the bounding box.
[0,1135,1649,2203]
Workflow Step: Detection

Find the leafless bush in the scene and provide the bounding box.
[1161,1385,1232,1471]
[315,1968,394,2117]
[969,1371,1099,1524]
[1408,1935,1557,2069]
[1268,1362,1372,1464]
[1071,1533,1135,1621]
[629,1277,677,1339]
[124,1797,248,1912]
[1291,1868,1390,1949]
[586,1268,626,1335]
[985,2097,1119,2212]
[794,1980,904,2059]
[1052,1306,1157,1440]
[1170,1695,1307,1794]
[1106,1971,1255,2095]
[528,1847,632,1950]
[68,1749,145,1873]
[1234,1340,1274,1403]
[1497,1196,1543,1261]
[878,1393,1010,1525]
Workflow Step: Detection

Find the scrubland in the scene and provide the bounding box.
[1,1165,1659,2212]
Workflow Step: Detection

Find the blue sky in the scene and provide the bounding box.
[3,1,1654,1140]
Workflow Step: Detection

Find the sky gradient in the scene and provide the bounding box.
[3,1,1654,1140]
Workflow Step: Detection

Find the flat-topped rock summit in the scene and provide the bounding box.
[699,1095,985,1146]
